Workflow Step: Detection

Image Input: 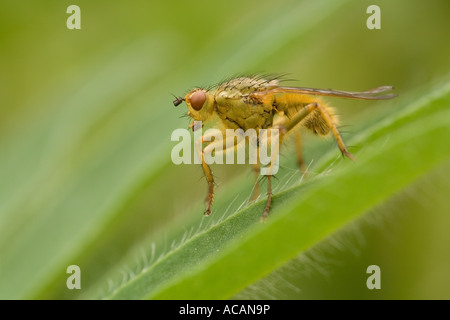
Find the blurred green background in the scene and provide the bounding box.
[0,0,449,299]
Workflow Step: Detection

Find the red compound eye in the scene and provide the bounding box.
[190,90,206,111]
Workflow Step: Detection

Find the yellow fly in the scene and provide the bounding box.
[173,74,396,220]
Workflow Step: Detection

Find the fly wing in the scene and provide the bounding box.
[265,85,397,100]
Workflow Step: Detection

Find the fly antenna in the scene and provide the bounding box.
[172,94,185,107]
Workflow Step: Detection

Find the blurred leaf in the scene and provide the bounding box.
[1,0,449,300]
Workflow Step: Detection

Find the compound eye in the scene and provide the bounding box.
[190,90,206,111]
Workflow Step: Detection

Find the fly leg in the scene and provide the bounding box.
[295,130,307,173]
[261,175,272,221]
[195,130,219,216]
[285,102,354,159]
[196,130,247,216]
[258,123,286,221]
[251,163,260,201]
[258,101,353,220]
[250,153,260,201]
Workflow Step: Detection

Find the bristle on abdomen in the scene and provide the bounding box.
[302,105,338,135]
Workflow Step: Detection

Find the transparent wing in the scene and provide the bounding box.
[263,85,397,100]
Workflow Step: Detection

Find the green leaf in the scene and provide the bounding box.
[102,79,450,299]
[2,0,449,301]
